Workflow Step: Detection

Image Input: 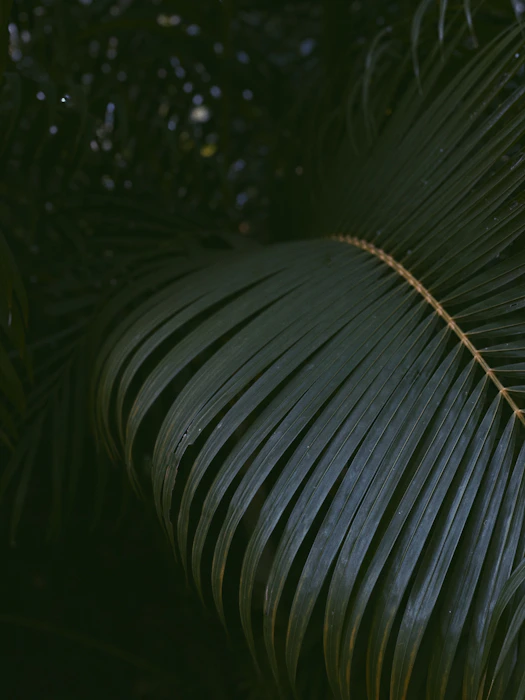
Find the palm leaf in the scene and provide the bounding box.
[94,17,525,700]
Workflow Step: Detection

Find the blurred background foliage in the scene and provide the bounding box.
[0,0,522,698]
[0,0,421,550]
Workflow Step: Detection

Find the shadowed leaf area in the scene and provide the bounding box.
[2,1,525,699]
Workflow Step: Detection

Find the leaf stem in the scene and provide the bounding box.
[335,235,525,426]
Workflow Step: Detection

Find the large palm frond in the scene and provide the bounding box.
[94,16,525,700]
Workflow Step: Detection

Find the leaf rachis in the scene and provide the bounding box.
[334,234,525,426]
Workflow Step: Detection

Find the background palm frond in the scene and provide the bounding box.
[1,0,277,539]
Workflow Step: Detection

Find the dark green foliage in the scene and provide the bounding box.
[2,1,525,699]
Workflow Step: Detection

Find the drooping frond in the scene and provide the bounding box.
[94,20,525,700]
